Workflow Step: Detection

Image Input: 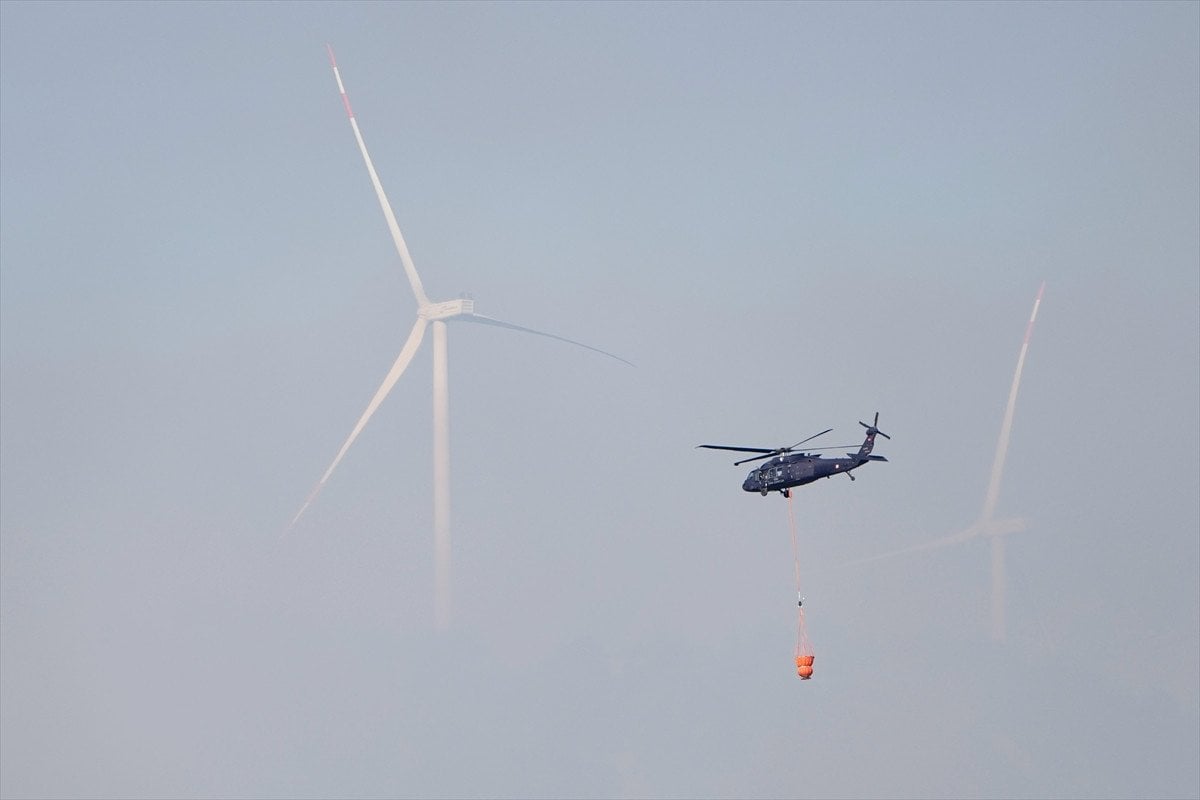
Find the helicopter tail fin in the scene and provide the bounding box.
[855,412,890,462]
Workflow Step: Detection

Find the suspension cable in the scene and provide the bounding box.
[787,492,814,679]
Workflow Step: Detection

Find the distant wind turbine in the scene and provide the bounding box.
[290,47,631,629]
[850,282,1044,641]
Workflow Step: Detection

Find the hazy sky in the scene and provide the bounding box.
[2,2,1197,798]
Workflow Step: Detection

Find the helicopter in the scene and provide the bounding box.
[699,413,890,498]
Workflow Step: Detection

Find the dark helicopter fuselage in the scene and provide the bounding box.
[742,452,884,495]
[700,413,890,498]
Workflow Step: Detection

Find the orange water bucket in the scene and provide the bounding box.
[795,655,814,679]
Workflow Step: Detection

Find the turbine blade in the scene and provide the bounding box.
[454,313,634,366]
[980,282,1044,522]
[326,45,430,308]
[840,526,980,568]
[288,318,429,529]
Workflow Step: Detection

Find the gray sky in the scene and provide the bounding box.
[2,2,1197,798]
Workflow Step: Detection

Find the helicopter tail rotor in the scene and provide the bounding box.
[858,412,891,440]
[853,412,890,462]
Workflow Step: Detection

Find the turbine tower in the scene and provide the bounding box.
[851,282,1044,641]
[290,47,631,629]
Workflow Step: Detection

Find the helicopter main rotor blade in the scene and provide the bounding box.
[732,444,860,465]
[788,428,833,450]
[327,45,430,308]
[788,444,861,452]
[455,313,634,367]
[699,429,835,457]
[735,452,780,466]
[288,318,429,530]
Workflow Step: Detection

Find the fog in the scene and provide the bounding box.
[2,2,1197,798]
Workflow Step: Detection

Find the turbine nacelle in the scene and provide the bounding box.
[979,516,1028,539]
[419,298,475,321]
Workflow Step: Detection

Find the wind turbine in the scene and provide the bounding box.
[290,47,631,629]
[851,282,1044,641]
